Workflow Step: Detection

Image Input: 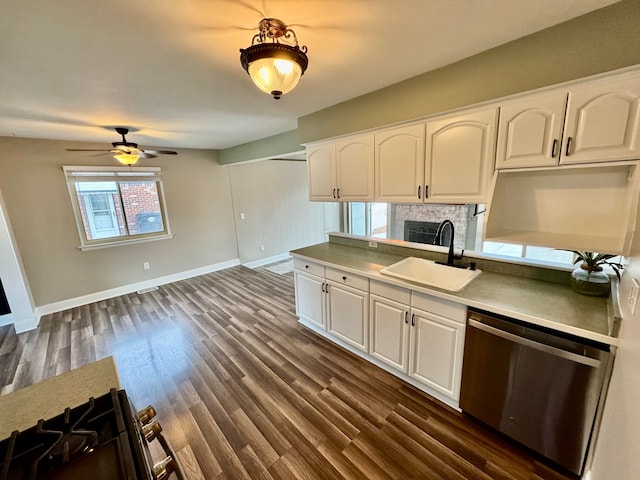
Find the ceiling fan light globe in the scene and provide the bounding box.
[114,154,140,166]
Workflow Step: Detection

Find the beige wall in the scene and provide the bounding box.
[589,200,640,479]
[0,136,238,306]
[297,0,640,144]
[227,160,327,264]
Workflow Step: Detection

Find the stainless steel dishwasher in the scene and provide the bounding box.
[459,309,612,476]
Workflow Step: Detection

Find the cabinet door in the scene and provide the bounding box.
[408,308,465,400]
[326,281,368,352]
[294,271,325,329]
[335,133,374,201]
[375,123,425,203]
[369,294,409,373]
[562,73,640,164]
[425,107,498,204]
[306,142,336,201]
[496,92,567,169]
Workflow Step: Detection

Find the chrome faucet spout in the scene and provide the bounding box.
[434,219,455,266]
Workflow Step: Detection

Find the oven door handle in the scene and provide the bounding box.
[154,431,186,480]
[468,318,601,368]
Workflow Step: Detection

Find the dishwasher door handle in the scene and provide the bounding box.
[468,318,601,368]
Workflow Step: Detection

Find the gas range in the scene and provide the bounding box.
[0,389,183,480]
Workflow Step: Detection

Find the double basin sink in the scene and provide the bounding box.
[380,257,481,292]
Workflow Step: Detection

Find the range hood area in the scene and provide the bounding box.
[484,163,639,255]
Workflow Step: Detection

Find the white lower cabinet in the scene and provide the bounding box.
[326,281,368,352]
[370,281,411,372]
[409,292,466,401]
[369,280,467,403]
[293,259,326,329]
[408,308,465,400]
[326,267,369,352]
[295,266,467,406]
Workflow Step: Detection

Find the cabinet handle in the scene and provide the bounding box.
[411,313,415,326]
[325,283,329,293]
[417,185,421,199]
[342,276,347,281]
[551,139,558,158]
[404,311,408,324]
[305,264,309,269]
[566,137,572,156]
[321,282,325,293]
[332,188,336,199]
[337,188,340,199]
[424,185,429,199]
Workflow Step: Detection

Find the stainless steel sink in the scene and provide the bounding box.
[380,257,481,292]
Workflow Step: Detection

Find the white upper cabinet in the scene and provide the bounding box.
[335,134,375,201]
[425,107,498,203]
[562,74,640,164]
[496,70,640,169]
[375,122,425,203]
[307,134,374,201]
[496,92,568,169]
[306,141,336,201]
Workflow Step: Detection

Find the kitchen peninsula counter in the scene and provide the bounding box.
[0,356,121,440]
[291,241,620,346]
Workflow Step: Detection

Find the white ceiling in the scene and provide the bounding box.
[0,0,619,151]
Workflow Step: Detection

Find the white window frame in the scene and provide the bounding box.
[63,166,173,250]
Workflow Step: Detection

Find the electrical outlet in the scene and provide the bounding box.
[369,241,377,248]
[143,262,150,270]
[260,244,265,251]
[240,212,245,220]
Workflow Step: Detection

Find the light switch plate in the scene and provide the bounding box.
[629,278,640,315]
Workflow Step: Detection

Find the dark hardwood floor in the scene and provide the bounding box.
[0,263,576,479]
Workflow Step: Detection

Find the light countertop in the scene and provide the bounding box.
[291,242,619,346]
[0,356,121,440]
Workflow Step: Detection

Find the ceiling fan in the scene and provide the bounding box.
[67,127,178,165]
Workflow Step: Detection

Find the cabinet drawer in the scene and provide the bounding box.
[411,291,466,323]
[370,280,411,304]
[326,267,369,291]
[293,258,325,277]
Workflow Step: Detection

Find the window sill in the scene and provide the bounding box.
[77,233,174,251]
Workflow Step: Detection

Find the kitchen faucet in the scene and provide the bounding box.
[433,219,457,267]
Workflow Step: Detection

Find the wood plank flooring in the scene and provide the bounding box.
[0,263,577,479]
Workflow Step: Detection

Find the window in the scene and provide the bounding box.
[64,166,171,249]
[340,201,589,268]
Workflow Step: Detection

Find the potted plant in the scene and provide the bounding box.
[570,251,623,297]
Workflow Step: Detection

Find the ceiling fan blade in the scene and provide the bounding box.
[66,148,112,152]
[143,150,178,155]
[138,152,157,158]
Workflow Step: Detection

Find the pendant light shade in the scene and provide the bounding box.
[240,18,308,99]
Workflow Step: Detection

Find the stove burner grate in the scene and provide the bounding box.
[0,389,146,480]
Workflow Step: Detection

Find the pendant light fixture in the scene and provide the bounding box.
[240,18,308,99]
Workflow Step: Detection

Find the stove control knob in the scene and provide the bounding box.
[142,420,162,442]
[137,405,157,425]
[154,456,178,480]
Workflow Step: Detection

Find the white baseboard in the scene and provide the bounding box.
[0,312,14,327]
[0,312,40,334]
[35,258,241,317]
[243,253,292,269]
